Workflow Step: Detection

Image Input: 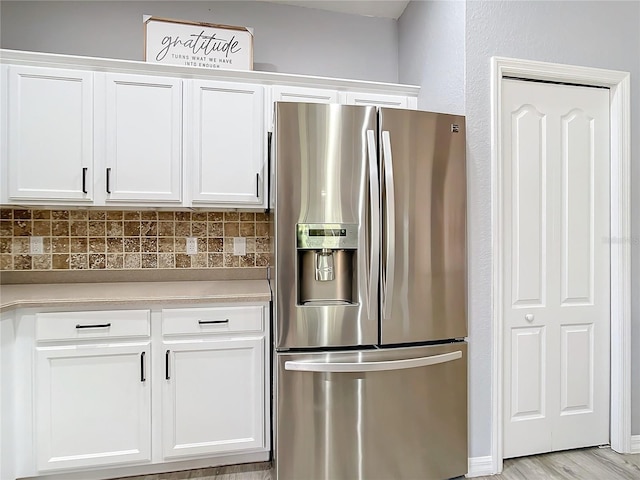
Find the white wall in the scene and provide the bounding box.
[463,0,640,457]
[0,1,399,83]
[398,0,465,115]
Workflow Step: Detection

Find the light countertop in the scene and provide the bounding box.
[0,280,271,312]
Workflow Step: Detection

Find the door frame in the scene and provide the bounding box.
[490,56,632,473]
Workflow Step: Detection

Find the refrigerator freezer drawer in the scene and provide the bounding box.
[275,342,467,480]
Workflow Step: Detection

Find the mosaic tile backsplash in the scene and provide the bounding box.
[0,209,271,271]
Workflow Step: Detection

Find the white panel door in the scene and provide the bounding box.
[162,337,265,459]
[35,342,151,471]
[6,66,93,202]
[188,80,265,206]
[502,79,610,458]
[101,73,182,203]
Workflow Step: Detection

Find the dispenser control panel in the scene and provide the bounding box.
[297,223,358,249]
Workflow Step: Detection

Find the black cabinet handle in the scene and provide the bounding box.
[140,351,146,382]
[82,167,88,194]
[198,319,230,325]
[106,167,112,194]
[76,323,111,329]
[256,173,260,197]
[165,349,171,380]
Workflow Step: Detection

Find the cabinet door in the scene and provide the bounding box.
[35,342,151,471]
[343,92,410,109]
[162,337,265,459]
[188,80,265,206]
[271,85,339,104]
[269,85,339,130]
[100,73,182,203]
[5,66,93,202]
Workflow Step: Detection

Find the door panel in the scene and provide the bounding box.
[510,327,546,420]
[103,73,182,203]
[511,106,546,307]
[502,79,610,458]
[162,338,264,458]
[560,324,593,413]
[189,80,264,205]
[7,66,93,202]
[35,343,151,471]
[561,110,595,304]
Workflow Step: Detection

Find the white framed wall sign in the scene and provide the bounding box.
[143,16,253,71]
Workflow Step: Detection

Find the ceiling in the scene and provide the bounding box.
[261,1,410,19]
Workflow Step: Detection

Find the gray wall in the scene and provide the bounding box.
[2,0,639,460]
[463,0,640,456]
[0,1,398,83]
[398,0,465,115]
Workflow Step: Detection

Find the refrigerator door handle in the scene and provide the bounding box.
[381,130,396,321]
[285,350,462,373]
[366,129,380,320]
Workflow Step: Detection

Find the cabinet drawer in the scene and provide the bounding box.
[36,310,150,341]
[162,305,264,336]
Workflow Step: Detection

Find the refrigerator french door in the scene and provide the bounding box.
[273,103,467,480]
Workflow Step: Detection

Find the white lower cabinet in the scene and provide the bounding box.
[162,337,265,459]
[35,342,151,471]
[12,303,269,478]
[33,309,152,472]
[160,305,267,460]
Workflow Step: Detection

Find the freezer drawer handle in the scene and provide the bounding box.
[285,350,462,373]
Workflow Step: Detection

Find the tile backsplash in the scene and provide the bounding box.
[0,209,272,271]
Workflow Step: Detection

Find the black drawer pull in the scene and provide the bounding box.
[165,349,171,380]
[198,319,230,325]
[76,323,111,329]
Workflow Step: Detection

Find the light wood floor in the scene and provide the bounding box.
[118,447,640,479]
[473,446,640,480]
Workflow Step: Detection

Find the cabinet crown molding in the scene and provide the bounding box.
[0,49,419,96]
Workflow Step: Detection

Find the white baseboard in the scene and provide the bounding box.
[631,435,640,454]
[466,456,495,477]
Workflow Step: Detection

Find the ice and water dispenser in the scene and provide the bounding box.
[296,223,358,305]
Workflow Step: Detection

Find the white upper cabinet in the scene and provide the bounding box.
[269,85,340,131]
[4,65,94,203]
[342,91,415,109]
[271,85,340,104]
[98,73,182,204]
[0,50,419,209]
[187,80,265,207]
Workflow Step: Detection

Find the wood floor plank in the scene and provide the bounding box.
[473,447,640,480]
[116,447,640,479]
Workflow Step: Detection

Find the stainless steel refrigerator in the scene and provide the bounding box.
[272,103,467,480]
